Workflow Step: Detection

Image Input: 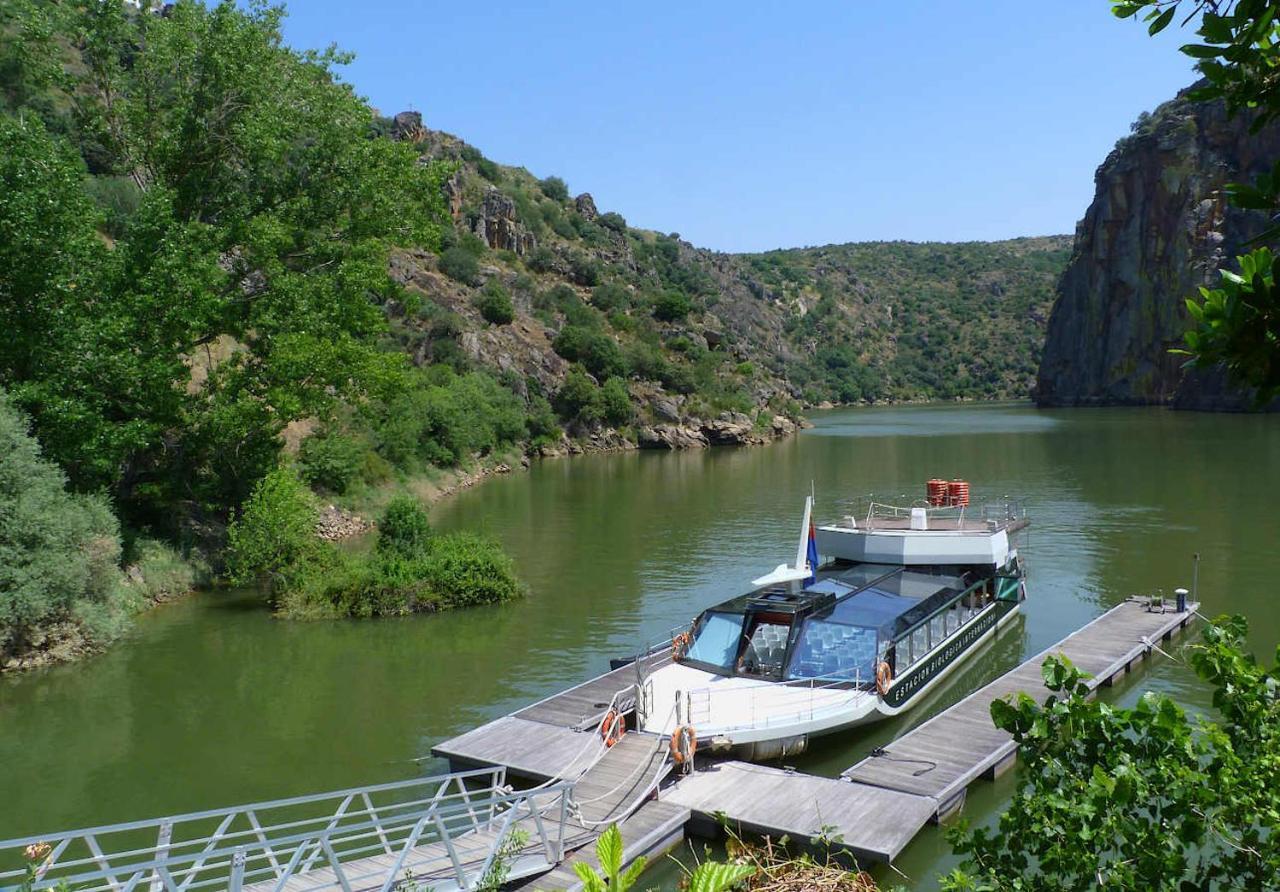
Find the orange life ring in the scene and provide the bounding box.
[600,709,626,747]
[671,631,692,661]
[670,725,697,764]
[875,660,893,696]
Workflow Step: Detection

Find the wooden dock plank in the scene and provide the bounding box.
[841,601,1197,807]
[431,716,598,781]
[515,652,670,729]
[514,800,691,891]
[663,762,936,863]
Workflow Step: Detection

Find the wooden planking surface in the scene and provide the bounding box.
[431,716,596,781]
[515,800,691,891]
[664,762,936,863]
[515,651,670,729]
[842,601,1198,804]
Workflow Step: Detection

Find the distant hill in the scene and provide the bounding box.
[393,115,1071,439]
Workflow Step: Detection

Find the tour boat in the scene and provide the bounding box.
[633,481,1028,760]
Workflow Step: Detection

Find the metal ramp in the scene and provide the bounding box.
[0,767,577,892]
[2,732,675,892]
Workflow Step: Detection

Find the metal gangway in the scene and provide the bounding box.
[0,767,577,892]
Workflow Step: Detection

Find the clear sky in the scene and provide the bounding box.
[276,1,1199,253]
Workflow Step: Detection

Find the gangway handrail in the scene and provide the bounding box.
[0,768,578,892]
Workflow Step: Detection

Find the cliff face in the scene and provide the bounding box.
[1036,87,1280,410]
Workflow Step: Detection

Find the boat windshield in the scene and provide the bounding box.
[685,611,746,669]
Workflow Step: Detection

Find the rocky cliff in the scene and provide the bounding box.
[1036,86,1280,410]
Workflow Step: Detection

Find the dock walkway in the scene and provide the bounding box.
[433,651,670,781]
[841,598,1198,820]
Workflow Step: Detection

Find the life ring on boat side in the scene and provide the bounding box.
[670,725,698,764]
[875,660,894,696]
[600,709,626,747]
[671,631,692,661]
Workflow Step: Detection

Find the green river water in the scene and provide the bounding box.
[3,403,1280,888]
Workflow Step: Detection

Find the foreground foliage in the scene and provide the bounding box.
[943,615,1280,889]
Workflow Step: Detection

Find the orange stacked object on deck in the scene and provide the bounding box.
[926,479,949,506]
[948,479,970,507]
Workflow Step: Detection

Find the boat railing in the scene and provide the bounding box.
[884,576,996,677]
[826,497,1027,532]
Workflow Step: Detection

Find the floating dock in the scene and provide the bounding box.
[2,600,1200,892]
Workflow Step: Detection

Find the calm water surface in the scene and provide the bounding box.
[3,404,1279,888]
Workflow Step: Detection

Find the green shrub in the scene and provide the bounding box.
[298,427,366,494]
[225,467,325,593]
[371,368,528,467]
[652,290,693,321]
[418,531,522,608]
[554,367,603,423]
[552,326,627,380]
[526,393,561,443]
[282,530,522,618]
[623,342,670,381]
[124,539,198,604]
[598,211,627,233]
[440,245,480,285]
[0,391,132,654]
[591,282,630,312]
[539,175,569,201]
[376,496,432,557]
[475,280,515,325]
[527,246,557,273]
[569,253,602,286]
[600,378,633,425]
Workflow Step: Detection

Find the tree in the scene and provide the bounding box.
[554,367,604,424]
[652,290,693,322]
[376,496,432,557]
[942,615,1280,890]
[1112,1,1280,403]
[225,467,324,593]
[475,280,515,324]
[0,1,452,529]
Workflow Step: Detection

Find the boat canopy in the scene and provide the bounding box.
[682,564,969,685]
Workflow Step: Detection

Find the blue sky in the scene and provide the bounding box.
[279,1,1199,253]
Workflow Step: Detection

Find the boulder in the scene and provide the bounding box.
[637,425,709,450]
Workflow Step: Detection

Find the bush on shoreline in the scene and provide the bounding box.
[227,473,523,620]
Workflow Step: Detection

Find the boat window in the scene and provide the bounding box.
[685,612,746,669]
[786,620,878,683]
[740,620,791,678]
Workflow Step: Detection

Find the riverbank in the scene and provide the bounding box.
[1,540,200,674]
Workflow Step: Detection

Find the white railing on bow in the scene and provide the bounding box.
[0,768,576,892]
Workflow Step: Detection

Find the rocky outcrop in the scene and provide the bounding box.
[637,413,797,450]
[472,189,536,255]
[1036,85,1280,409]
[315,505,371,541]
[574,192,598,220]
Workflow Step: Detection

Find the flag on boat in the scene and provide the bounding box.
[805,519,818,586]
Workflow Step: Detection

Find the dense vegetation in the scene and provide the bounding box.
[0,0,533,656]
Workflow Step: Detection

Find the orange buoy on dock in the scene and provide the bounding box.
[948,479,970,507]
[926,479,949,506]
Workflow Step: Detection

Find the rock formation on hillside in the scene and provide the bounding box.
[1036,86,1280,410]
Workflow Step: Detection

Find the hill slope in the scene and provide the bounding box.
[395,115,1071,444]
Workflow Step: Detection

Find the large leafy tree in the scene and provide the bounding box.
[942,616,1280,889]
[1111,1,1280,403]
[0,0,450,527]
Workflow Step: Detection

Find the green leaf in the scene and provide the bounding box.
[687,861,757,892]
[595,824,623,879]
[1148,6,1175,35]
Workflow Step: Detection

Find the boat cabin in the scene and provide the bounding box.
[680,563,1010,687]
